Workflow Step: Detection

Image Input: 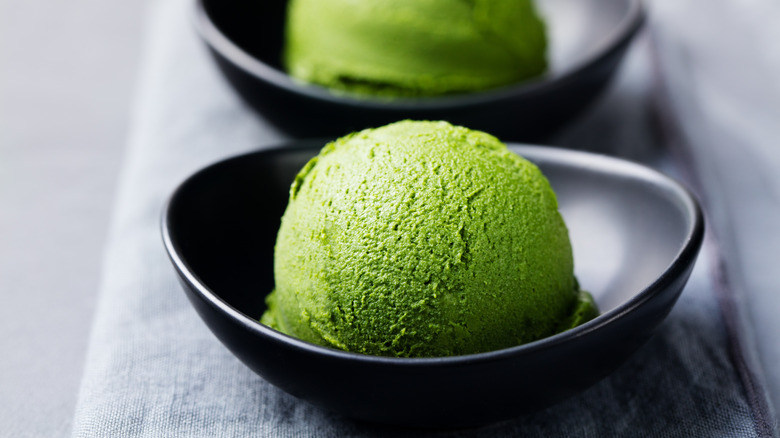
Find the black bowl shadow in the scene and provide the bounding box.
[162,142,704,428]
[194,0,645,142]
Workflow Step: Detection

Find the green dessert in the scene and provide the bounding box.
[283,0,548,97]
[261,121,597,357]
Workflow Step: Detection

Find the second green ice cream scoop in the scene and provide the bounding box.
[261,121,597,357]
[283,0,548,96]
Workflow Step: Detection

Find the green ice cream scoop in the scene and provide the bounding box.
[261,121,597,357]
[283,0,548,97]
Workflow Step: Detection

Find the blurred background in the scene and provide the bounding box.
[2,0,778,436]
[1,0,147,435]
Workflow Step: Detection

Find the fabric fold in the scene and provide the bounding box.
[72,0,777,436]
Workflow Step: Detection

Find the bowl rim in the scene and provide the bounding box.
[192,0,646,110]
[161,142,704,367]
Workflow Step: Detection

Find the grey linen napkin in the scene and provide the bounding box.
[650,2,780,430]
[72,0,779,435]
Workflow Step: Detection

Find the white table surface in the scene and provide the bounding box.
[2,0,779,436]
[0,0,147,435]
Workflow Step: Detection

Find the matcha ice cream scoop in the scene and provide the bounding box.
[284,0,548,97]
[261,121,597,357]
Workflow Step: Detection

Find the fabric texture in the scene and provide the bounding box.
[72,0,779,436]
[649,3,780,431]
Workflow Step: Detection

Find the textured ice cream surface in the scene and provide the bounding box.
[283,0,548,97]
[261,121,597,357]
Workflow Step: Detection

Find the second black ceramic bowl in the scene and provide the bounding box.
[194,0,645,141]
[162,142,703,428]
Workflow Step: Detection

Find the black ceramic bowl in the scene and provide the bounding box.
[162,142,703,428]
[194,0,645,142]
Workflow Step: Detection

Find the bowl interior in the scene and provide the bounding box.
[201,0,641,97]
[539,0,635,75]
[163,142,702,427]
[166,142,698,326]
